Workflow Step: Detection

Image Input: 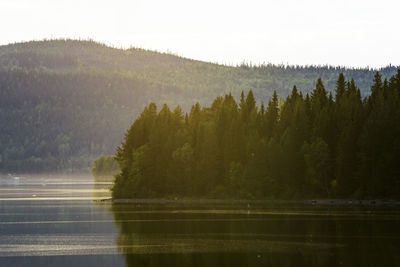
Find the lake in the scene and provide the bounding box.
[0,175,399,266]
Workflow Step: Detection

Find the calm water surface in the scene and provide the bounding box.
[0,175,399,266]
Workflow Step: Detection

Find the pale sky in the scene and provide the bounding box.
[0,0,399,68]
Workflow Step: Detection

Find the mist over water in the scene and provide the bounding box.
[0,175,400,266]
[0,175,125,265]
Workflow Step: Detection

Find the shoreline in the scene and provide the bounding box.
[97,198,400,206]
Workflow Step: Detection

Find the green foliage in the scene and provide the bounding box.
[113,71,400,199]
[91,155,119,179]
[302,138,330,196]
[0,39,399,173]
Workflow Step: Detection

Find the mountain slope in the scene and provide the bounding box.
[0,39,398,172]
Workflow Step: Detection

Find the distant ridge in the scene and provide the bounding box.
[0,39,398,172]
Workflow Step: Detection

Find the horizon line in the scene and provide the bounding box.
[1,37,399,71]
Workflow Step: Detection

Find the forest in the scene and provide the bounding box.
[113,71,400,199]
[0,39,399,173]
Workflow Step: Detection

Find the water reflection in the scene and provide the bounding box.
[1,175,399,267]
[111,202,400,267]
[0,175,125,266]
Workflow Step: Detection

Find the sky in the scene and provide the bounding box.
[0,0,399,68]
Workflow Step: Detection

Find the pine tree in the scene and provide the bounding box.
[335,73,346,103]
[264,90,279,140]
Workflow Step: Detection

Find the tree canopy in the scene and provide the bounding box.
[0,40,398,173]
[113,71,400,199]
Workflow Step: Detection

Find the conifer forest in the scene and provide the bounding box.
[113,71,400,199]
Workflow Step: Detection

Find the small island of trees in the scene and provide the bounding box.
[91,155,119,180]
[112,71,400,199]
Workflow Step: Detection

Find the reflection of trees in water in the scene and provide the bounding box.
[110,204,400,267]
[91,179,113,210]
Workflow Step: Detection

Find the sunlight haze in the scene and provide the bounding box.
[0,0,399,67]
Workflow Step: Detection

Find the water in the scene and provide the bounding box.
[0,175,399,266]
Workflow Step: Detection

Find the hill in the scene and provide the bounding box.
[0,39,398,172]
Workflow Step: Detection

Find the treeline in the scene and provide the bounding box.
[113,71,400,199]
[1,40,399,173]
[0,69,148,172]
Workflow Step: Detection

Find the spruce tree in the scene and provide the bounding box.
[335,73,346,103]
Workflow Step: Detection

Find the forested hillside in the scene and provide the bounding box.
[0,39,398,172]
[113,71,400,199]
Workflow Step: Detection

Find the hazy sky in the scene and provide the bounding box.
[0,0,398,68]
